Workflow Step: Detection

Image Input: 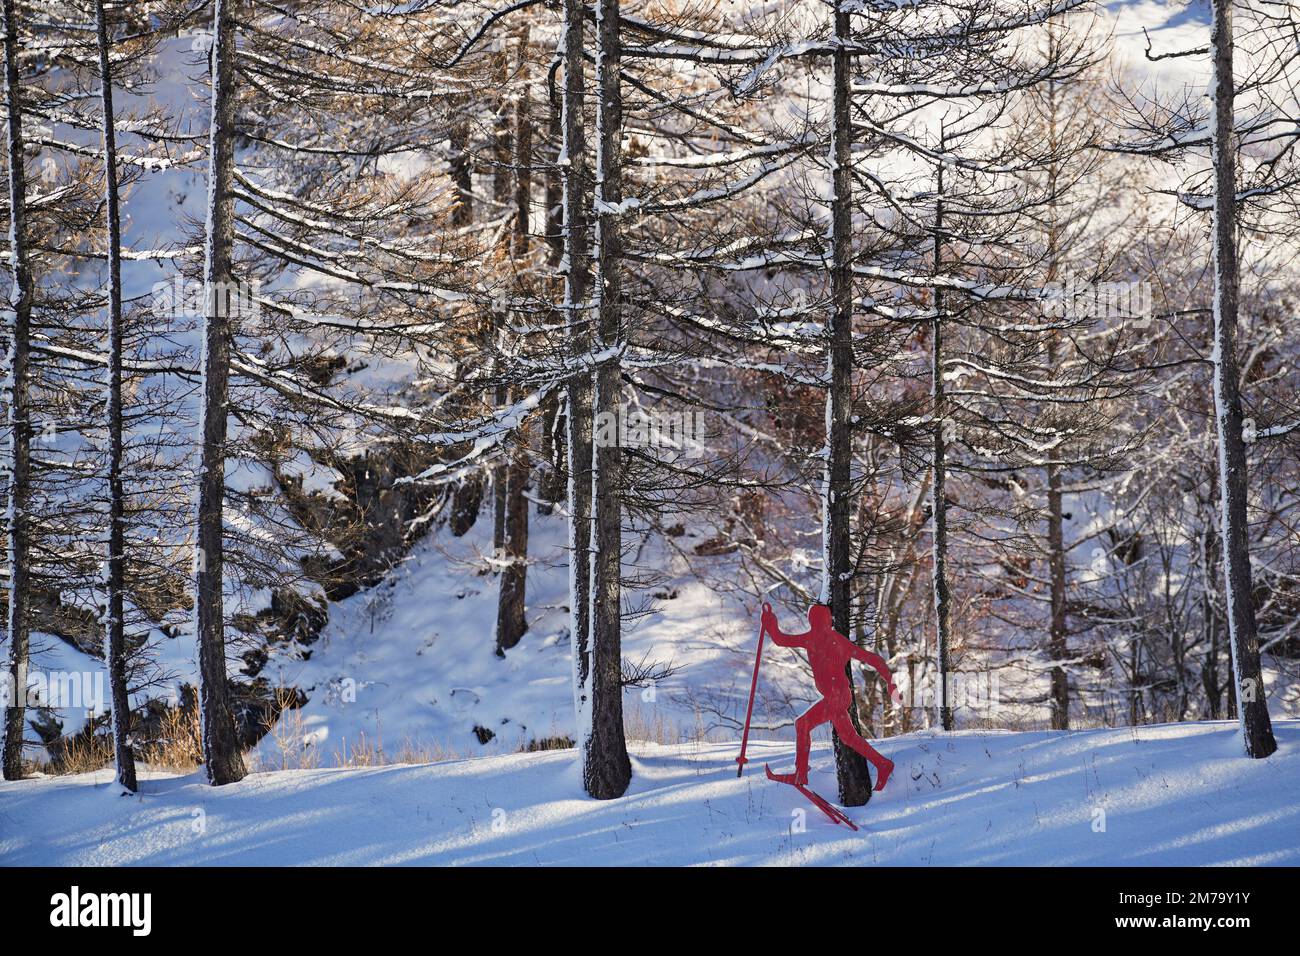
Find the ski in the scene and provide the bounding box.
[764,764,860,830]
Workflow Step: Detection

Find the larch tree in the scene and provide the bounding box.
[196,0,247,785]
[561,0,596,754]
[92,0,136,791]
[1205,0,1276,758]
[1116,0,1295,757]
[2,0,198,774]
[0,0,32,780]
[585,0,632,799]
[823,0,875,803]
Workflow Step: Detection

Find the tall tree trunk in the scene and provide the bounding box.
[0,0,32,781]
[585,0,631,799]
[196,0,246,785]
[447,100,481,534]
[491,51,513,559]
[853,541,876,738]
[1042,78,1069,733]
[448,110,473,228]
[537,90,565,512]
[95,0,137,792]
[1046,460,1069,729]
[1201,525,1223,718]
[513,39,532,262]
[496,441,530,653]
[496,44,532,655]
[825,3,873,806]
[930,154,954,732]
[562,0,596,755]
[536,395,565,511]
[545,95,563,261]
[878,478,928,736]
[1209,0,1276,759]
[931,323,954,733]
[1129,639,1142,725]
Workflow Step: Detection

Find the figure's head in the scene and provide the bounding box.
[808,604,832,629]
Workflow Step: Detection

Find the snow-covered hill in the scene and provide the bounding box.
[5,721,1297,866]
[251,514,760,765]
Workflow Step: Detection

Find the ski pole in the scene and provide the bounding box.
[735,602,771,777]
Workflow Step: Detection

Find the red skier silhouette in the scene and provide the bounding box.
[760,603,901,792]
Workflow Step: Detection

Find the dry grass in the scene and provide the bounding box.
[254,701,472,771]
[27,705,201,777]
[256,699,322,772]
[390,735,468,765]
[33,698,720,779]
[330,731,384,767]
[51,733,114,775]
[137,705,203,772]
[622,699,716,747]
[329,732,469,768]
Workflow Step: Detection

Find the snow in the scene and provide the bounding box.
[9,0,1299,849]
[250,514,750,765]
[4,722,1298,866]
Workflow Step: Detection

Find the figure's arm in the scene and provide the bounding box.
[761,605,804,647]
[850,644,903,703]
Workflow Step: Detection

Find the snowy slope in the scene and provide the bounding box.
[5,722,1297,866]
[252,513,761,766]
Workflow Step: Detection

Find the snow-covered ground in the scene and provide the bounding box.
[5,721,1297,866]
[251,514,759,766]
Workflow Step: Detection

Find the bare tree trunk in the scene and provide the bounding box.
[585,0,631,799]
[562,0,596,752]
[95,0,136,792]
[1209,0,1276,759]
[545,94,563,261]
[930,154,954,732]
[537,395,565,511]
[1040,74,1070,733]
[491,51,513,560]
[931,321,954,732]
[496,51,532,655]
[1201,526,1223,718]
[825,3,872,806]
[537,91,565,512]
[492,462,507,553]
[877,477,928,737]
[447,99,481,534]
[853,576,876,738]
[513,40,532,261]
[448,104,473,229]
[496,441,530,654]
[1046,460,1069,730]
[196,0,246,785]
[0,0,32,781]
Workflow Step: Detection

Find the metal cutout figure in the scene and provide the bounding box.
[737,602,901,827]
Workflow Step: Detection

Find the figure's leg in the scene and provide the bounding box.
[794,700,832,786]
[830,712,894,791]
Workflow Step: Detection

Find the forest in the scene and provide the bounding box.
[0,0,1297,817]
